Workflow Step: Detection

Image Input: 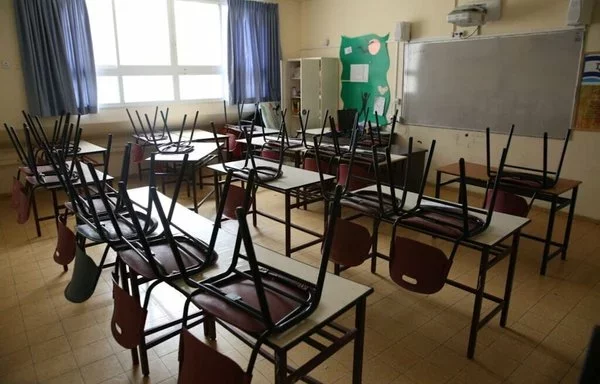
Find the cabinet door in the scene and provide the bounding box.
[280,60,288,113]
[300,59,321,128]
[320,58,340,125]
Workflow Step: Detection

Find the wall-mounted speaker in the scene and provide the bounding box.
[567,0,595,26]
[394,22,411,42]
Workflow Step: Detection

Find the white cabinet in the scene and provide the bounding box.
[280,57,339,134]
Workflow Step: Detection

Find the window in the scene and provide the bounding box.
[86,0,228,106]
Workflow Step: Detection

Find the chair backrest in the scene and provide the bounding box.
[222,184,253,221]
[337,163,370,191]
[329,219,372,268]
[179,329,251,384]
[484,189,529,217]
[303,157,331,174]
[132,143,144,164]
[389,236,457,295]
[260,149,280,161]
[54,213,76,266]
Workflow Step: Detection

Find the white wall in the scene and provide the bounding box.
[297,0,600,220]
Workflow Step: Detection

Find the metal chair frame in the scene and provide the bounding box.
[486,125,571,190]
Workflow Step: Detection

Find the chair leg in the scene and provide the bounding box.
[119,261,140,366]
[203,314,217,340]
[30,188,41,237]
[334,263,341,275]
[130,274,149,376]
[370,219,381,274]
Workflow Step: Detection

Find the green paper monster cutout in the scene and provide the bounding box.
[340,33,391,126]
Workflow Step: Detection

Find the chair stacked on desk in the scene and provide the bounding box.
[4,111,113,237]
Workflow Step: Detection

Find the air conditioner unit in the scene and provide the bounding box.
[447,5,486,27]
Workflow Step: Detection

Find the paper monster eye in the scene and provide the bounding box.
[368,39,381,55]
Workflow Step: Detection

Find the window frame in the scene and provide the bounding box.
[90,0,229,108]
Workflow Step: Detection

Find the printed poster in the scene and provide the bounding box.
[575,53,600,131]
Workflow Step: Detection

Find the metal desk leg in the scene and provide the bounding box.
[435,171,442,198]
[353,297,366,384]
[31,187,42,237]
[51,190,59,229]
[561,186,578,260]
[191,166,198,213]
[541,195,558,276]
[252,186,258,227]
[501,231,520,327]
[285,191,291,257]
[213,171,220,211]
[323,198,329,236]
[275,348,288,384]
[468,246,490,359]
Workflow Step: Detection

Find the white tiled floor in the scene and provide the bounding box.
[0,182,598,383]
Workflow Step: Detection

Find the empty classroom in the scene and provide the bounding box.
[0,0,599,383]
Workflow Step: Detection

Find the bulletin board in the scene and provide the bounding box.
[575,53,600,131]
[339,33,391,125]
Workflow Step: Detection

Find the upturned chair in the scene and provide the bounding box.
[172,184,344,380]
[112,168,253,376]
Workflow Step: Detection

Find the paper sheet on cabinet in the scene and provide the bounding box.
[374,96,385,116]
[350,64,369,83]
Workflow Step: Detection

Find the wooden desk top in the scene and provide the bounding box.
[208,158,335,191]
[225,124,280,136]
[356,185,530,247]
[127,187,372,348]
[237,138,407,165]
[236,136,307,153]
[78,140,107,155]
[437,162,582,196]
[147,142,219,163]
[300,127,393,136]
[133,130,227,144]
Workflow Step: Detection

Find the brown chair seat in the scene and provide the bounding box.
[341,199,381,216]
[500,172,549,189]
[65,195,117,215]
[118,236,213,279]
[77,212,158,243]
[402,206,485,239]
[19,164,55,175]
[191,273,310,334]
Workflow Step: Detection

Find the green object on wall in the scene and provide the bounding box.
[339,33,391,126]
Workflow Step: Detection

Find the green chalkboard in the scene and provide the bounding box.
[339,33,390,126]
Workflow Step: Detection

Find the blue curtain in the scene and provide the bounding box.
[14,0,97,116]
[228,0,281,105]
